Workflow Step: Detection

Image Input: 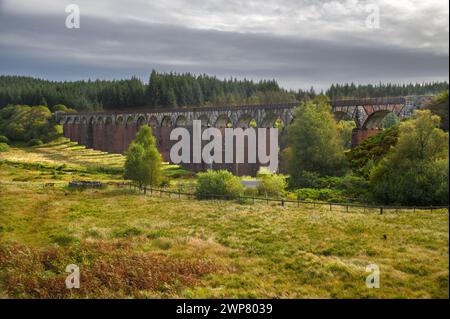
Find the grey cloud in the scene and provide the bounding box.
[0,7,448,90]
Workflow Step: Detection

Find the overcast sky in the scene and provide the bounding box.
[0,0,448,90]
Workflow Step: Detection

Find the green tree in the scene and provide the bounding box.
[256,168,287,198]
[337,120,356,149]
[195,170,243,199]
[370,110,449,205]
[124,125,162,189]
[286,97,347,186]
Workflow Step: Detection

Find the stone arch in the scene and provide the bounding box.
[333,111,353,122]
[96,117,104,126]
[105,116,113,125]
[149,116,159,127]
[175,115,188,127]
[116,116,124,125]
[58,116,68,125]
[125,115,134,126]
[236,113,255,128]
[136,115,146,126]
[362,110,395,129]
[197,114,210,127]
[161,116,173,127]
[260,113,281,128]
[215,114,232,128]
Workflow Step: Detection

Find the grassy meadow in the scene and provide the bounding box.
[0,139,448,298]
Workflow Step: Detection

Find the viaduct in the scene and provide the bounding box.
[56,95,431,176]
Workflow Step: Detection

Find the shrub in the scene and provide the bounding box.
[159,178,170,188]
[27,138,43,146]
[316,175,369,196]
[243,187,259,197]
[0,143,10,152]
[295,188,346,202]
[257,172,287,198]
[288,170,320,188]
[195,170,243,200]
[0,135,9,144]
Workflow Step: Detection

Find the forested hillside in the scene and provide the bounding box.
[0,72,298,112]
[0,72,448,111]
[327,82,448,99]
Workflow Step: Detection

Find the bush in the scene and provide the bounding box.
[0,143,10,152]
[27,138,43,146]
[288,170,320,188]
[316,175,369,198]
[256,172,287,198]
[0,135,9,144]
[195,170,243,200]
[295,188,346,202]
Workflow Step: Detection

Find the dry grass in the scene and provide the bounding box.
[0,241,217,298]
[0,141,448,298]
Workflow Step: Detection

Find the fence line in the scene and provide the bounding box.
[115,182,449,214]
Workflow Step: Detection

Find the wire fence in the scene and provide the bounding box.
[114,182,449,214]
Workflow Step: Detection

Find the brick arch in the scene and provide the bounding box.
[236,113,255,128]
[215,114,232,128]
[175,115,188,127]
[65,116,74,124]
[333,110,353,122]
[136,115,146,126]
[197,114,210,127]
[362,110,395,129]
[161,115,173,127]
[260,112,280,128]
[105,116,113,125]
[115,115,125,125]
[58,116,68,125]
[148,115,159,127]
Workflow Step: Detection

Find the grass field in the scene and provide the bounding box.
[0,139,448,298]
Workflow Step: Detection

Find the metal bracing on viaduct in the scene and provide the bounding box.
[56,95,432,175]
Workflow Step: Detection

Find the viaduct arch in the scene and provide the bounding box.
[56,95,432,175]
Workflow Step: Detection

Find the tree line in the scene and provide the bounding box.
[0,73,447,112]
[326,82,448,99]
[0,72,298,112]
